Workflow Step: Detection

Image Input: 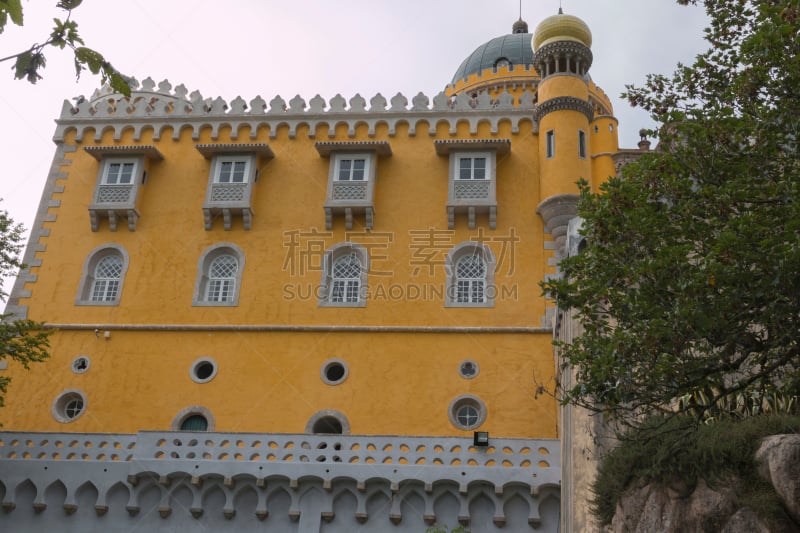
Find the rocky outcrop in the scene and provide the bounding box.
[755,435,800,524]
[608,435,800,533]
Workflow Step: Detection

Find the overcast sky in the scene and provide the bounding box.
[0,0,709,291]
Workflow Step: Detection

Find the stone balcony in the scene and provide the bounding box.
[0,431,561,531]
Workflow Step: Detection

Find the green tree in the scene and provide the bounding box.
[543,0,800,427]
[0,0,130,95]
[0,207,49,410]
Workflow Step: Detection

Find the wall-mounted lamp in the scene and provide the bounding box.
[473,431,489,447]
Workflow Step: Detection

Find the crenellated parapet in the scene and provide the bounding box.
[0,431,560,531]
[56,77,539,143]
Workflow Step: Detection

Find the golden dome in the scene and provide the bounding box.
[532,10,592,51]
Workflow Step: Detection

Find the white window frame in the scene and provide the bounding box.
[445,241,496,308]
[333,153,372,182]
[454,152,491,181]
[319,242,369,307]
[448,395,487,430]
[193,243,245,306]
[75,244,130,306]
[578,129,587,159]
[546,130,555,159]
[101,157,139,185]
[212,155,253,184]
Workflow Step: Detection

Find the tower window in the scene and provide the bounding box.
[546,130,555,158]
[578,130,587,159]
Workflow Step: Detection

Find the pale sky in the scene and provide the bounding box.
[0,0,709,298]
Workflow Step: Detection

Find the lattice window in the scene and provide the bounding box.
[331,253,362,303]
[91,255,123,302]
[206,254,238,302]
[455,255,486,303]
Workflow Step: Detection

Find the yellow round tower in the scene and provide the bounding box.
[533,9,595,256]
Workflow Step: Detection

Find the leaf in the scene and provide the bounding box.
[13,51,45,83]
[56,0,83,10]
[73,46,104,74]
[0,0,24,29]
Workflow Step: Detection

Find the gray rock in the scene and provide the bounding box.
[755,434,800,524]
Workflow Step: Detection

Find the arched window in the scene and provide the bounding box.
[92,255,123,301]
[446,242,495,308]
[455,254,486,303]
[76,244,129,305]
[331,252,362,303]
[193,243,245,306]
[319,243,368,307]
[206,254,238,302]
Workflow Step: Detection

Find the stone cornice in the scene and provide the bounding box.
[56,77,537,143]
[532,96,595,125]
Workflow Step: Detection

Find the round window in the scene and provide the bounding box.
[320,359,348,385]
[52,390,87,423]
[448,395,486,430]
[458,360,479,379]
[190,357,218,384]
[71,355,90,374]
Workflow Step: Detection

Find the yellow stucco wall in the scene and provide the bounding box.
[3,114,565,439]
[2,28,622,442]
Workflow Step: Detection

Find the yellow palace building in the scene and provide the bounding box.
[0,10,636,532]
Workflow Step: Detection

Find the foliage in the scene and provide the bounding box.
[542,0,800,426]
[592,414,800,525]
[0,206,49,410]
[0,0,130,95]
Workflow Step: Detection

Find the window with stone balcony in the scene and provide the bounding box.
[196,143,274,230]
[315,141,391,230]
[85,145,163,231]
[435,139,510,230]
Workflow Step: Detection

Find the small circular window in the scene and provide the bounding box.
[448,395,487,430]
[53,390,87,423]
[190,357,218,384]
[320,359,348,385]
[458,360,479,379]
[71,356,90,374]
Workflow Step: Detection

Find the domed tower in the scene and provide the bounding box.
[532,9,595,258]
[447,18,539,99]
